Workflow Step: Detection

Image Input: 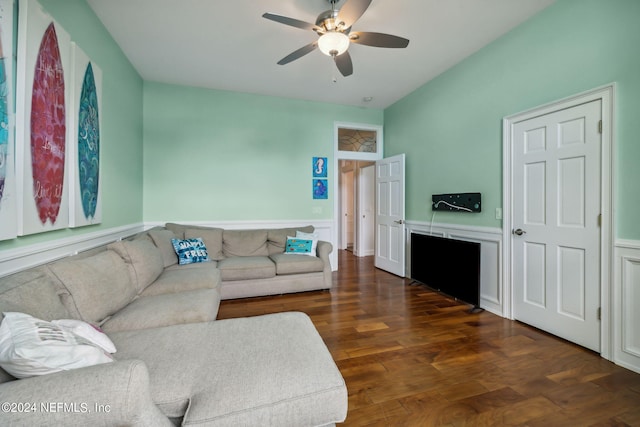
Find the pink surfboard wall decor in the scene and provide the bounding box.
[30,22,65,225]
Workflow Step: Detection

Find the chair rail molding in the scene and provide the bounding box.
[0,223,146,278]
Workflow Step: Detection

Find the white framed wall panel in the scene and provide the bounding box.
[68,42,103,227]
[16,0,72,235]
[613,240,640,374]
[406,221,503,316]
[0,0,16,241]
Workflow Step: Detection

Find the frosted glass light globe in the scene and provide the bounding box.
[318,31,350,57]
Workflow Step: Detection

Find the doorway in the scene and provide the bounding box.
[338,160,375,256]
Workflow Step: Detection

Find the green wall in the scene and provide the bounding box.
[0,0,144,251]
[143,82,382,222]
[384,0,640,239]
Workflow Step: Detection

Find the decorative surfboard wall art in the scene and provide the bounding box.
[68,42,102,227]
[31,23,66,225]
[15,0,71,236]
[0,0,17,242]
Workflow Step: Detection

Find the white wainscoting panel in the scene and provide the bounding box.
[0,223,145,278]
[406,221,503,316]
[146,220,337,271]
[614,239,640,374]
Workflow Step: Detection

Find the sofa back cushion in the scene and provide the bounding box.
[184,227,225,260]
[0,267,71,321]
[165,223,187,239]
[108,238,164,293]
[47,251,137,324]
[148,228,179,268]
[223,230,269,257]
[267,226,315,255]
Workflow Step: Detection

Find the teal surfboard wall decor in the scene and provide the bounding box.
[77,62,99,219]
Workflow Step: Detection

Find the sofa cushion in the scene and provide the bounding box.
[0,312,113,379]
[108,239,164,292]
[109,312,347,425]
[267,226,314,255]
[184,227,225,260]
[217,256,276,281]
[223,229,269,257]
[269,253,325,275]
[141,264,220,297]
[0,267,71,321]
[47,251,137,324]
[148,228,179,268]
[101,289,220,333]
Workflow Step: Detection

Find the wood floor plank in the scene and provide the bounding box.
[217,250,640,426]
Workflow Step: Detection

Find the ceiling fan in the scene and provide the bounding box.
[263,0,409,77]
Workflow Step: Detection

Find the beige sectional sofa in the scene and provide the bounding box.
[163,223,333,299]
[0,224,346,426]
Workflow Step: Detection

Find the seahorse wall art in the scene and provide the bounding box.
[30,22,65,225]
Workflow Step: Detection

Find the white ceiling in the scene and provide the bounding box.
[86,0,555,109]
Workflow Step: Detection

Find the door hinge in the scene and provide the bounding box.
[597,307,601,320]
[598,213,602,227]
[598,120,602,134]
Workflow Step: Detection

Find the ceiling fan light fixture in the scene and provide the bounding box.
[318,31,350,57]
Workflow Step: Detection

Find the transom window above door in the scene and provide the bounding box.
[334,122,383,161]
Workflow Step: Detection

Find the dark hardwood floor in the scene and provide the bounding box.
[217,250,640,426]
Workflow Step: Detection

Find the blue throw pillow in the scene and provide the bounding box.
[171,238,210,265]
[285,237,313,256]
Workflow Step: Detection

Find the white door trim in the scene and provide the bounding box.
[333,122,384,270]
[502,83,615,360]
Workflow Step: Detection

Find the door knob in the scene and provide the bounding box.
[394,219,405,225]
[512,228,526,236]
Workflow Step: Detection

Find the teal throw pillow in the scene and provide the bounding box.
[171,238,210,265]
[285,237,313,256]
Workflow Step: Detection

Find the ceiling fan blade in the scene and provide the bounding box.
[350,32,410,48]
[337,0,372,29]
[277,42,318,65]
[262,13,321,32]
[334,51,353,77]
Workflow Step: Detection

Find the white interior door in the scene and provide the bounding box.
[340,169,354,250]
[358,164,375,256]
[512,100,602,352]
[375,154,405,277]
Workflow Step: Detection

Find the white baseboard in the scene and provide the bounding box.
[0,223,145,278]
[406,220,503,316]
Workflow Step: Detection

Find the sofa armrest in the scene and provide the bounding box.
[316,240,332,262]
[0,360,172,427]
[316,240,333,289]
